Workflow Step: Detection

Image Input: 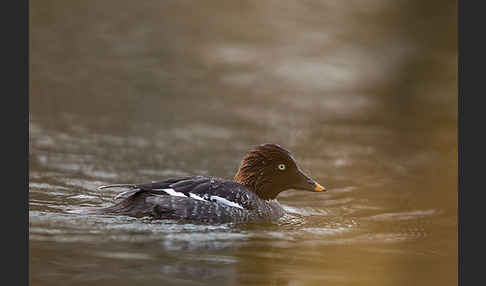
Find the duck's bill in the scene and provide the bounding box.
[292,169,327,192]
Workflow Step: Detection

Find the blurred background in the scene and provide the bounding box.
[30,1,457,285]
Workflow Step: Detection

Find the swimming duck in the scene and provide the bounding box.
[91,144,326,223]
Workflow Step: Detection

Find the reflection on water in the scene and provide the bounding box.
[30,0,456,285]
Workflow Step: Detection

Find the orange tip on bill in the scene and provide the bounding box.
[314,183,326,192]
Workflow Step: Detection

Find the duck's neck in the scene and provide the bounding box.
[233,169,257,193]
[234,169,280,201]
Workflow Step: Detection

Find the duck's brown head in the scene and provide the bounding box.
[234,144,326,200]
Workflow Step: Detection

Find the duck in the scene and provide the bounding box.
[88,143,326,223]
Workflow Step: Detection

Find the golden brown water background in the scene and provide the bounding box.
[29,1,457,285]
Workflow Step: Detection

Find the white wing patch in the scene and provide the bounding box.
[188,193,206,201]
[156,189,243,209]
[159,188,187,197]
[210,196,244,209]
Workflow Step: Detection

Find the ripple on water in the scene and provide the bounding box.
[301,226,353,236]
[161,232,250,251]
[277,213,306,227]
[329,186,358,193]
[67,194,100,200]
[281,205,329,216]
[29,182,69,192]
[138,168,190,177]
[29,210,248,249]
[364,209,438,221]
[95,251,154,260]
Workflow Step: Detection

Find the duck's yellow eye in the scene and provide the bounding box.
[278,164,286,171]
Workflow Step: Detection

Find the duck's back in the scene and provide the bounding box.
[89,176,285,223]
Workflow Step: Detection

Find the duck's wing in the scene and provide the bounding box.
[97,176,195,200]
[98,176,259,211]
[97,176,194,191]
[166,177,260,210]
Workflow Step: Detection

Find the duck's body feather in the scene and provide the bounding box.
[92,176,285,223]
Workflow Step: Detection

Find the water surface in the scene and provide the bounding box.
[30,1,457,285]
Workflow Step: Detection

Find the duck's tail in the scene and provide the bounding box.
[97,184,142,200]
[73,191,154,216]
[70,183,156,216]
[97,184,137,190]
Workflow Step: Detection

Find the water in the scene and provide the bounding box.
[30,1,457,285]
